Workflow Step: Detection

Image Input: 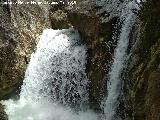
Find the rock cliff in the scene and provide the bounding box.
[0,0,51,99]
[124,1,160,119]
[0,0,51,118]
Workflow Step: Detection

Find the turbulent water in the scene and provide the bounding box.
[1,1,140,120]
[101,1,138,120]
[2,29,98,120]
[20,29,89,109]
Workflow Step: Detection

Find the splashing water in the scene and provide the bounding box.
[102,1,138,120]
[1,1,141,120]
[1,28,98,120]
[20,29,89,109]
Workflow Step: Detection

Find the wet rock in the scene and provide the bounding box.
[49,4,71,29]
[49,0,82,29]
[0,104,8,120]
[0,0,51,99]
[68,0,118,111]
[0,0,18,99]
[124,1,160,119]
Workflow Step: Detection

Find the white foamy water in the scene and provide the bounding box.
[102,1,138,120]
[3,98,98,120]
[1,28,98,120]
[1,1,141,120]
[20,29,89,108]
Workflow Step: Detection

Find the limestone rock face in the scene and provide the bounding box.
[48,0,82,29]
[0,0,51,118]
[0,2,14,119]
[0,0,51,99]
[124,1,160,119]
[0,0,17,100]
[49,2,71,29]
[11,0,51,78]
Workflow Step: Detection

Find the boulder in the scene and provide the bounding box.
[67,0,118,111]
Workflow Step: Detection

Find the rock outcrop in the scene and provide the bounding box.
[0,0,16,99]
[49,1,71,29]
[124,1,160,119]
[0,1,14,118]
[0,0,51,99]
[0,0,51,118]
[67,0,118,111]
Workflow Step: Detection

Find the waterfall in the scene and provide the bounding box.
[1,1,141,120]
[1,28,98,120]
[20,29,89,109]
[102,1,138,120]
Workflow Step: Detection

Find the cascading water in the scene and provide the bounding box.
[101,1,139,120]
[20,29,89,109]
[1,28,98,120]
[1,1,141,120]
